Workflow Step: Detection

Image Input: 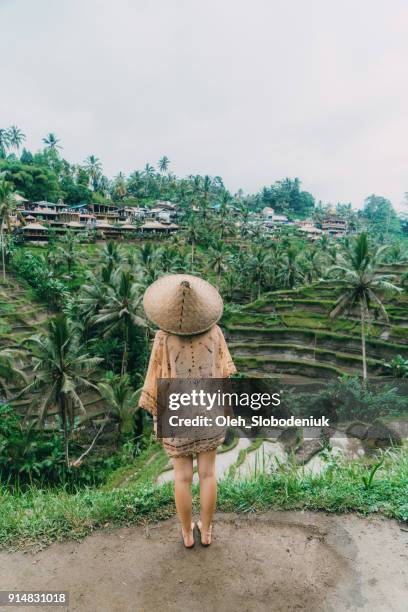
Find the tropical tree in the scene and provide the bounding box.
[77,265,113,326]
[277,247,303,289]
[98,374,141,441]
[57,231,79,277]
[22,316,102,465]
[0,177,16,280]
[42,133,62,151]
[84,155,103,190]
[7,125,26,151]
[0,128,10,156]
[101,240,123,274]
[207,241,230,288]
[246,247,272,298]
[183,214,200,269]
[0,348,27,398]
[158,156,170,174]
[93,270,145,375]
[327,233,401,380]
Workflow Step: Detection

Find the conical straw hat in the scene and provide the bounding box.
[143,274,223,336]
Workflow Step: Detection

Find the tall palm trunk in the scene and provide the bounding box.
[61,397,70,467]
[191,241,195,269]
[360,299,367,381]
[121,325,129,375]
[1,225,5,281]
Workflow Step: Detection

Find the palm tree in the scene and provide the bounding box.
[77,265,113,326]
[42,133,62,151]
[207,241,230,288]
[7,125,26,151]
[101,240,123,274]
[327,233,401,380]
[112,172,127,200]
[0,128,10,156]
[158,156,170,174]
[277,247,303,289]
[0,177,16,280]
[93,270,145,375]
[98,374,141,441]
[22,316,102,465]
[0,348,27,399]
[246,247,272,299]
[84,155,103,190]
[200,175,212,220]
[184,214,200,269]
[58,231,79,278]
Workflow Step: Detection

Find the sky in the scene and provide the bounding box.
[1,0,407,210]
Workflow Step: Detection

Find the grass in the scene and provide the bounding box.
[226,324,408,353]
[0,446,406,551]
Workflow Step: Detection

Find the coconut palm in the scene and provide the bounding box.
[0,177,16,280]
[77,265,113,326]
[57,231,79,278]
[0,348,27,398]
[112,172,127,200]
[84,155,103,190]
[98,374,141,441]
[0,128,10,156]
[183,214,200,269]
[42,133,62,151]
[7,125,26,151]
[22,315,102,465]
[327,233,401,380]
[93,270,145,375]
[158,156,170,174]
[277,247,303,289]
[101,240,123,274]
[207,241,230,288]
[246,247,272,298]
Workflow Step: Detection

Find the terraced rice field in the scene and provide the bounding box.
[224,279,408,383]
[0,275,109,430]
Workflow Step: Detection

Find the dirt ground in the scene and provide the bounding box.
[0,512,407,612]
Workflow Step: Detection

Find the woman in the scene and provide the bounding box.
[139,274,236,548]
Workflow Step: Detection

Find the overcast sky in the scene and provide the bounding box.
[1,0,407,210]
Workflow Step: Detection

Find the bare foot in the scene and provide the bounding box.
[197,520,212,546]
[181,522,195,548]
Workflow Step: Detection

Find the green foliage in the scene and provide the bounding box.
[288,375,408,421]
[10,250,67,307]
[361,457,385,490]
[384,355,408,378]
[0,445,406,550]
[0,159,61,202]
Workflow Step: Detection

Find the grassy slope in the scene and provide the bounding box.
[0,445,406,550]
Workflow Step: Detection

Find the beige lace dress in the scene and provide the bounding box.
[138,324,236,457]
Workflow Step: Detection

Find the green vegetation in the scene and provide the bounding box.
[0,126,407,543]
[0,446,406,550]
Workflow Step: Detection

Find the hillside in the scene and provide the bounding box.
[224,274,408,383]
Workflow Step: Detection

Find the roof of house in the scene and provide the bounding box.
[22,222,48,231]
[141,221,178,230]
[95,222,114,229]
[13,193,28,203]
[298,225,322,234]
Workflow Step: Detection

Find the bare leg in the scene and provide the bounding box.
[172,455,194,546]
[197,449,217,544]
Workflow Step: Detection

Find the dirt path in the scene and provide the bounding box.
[0,512,406,612]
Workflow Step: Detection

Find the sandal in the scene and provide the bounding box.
[196,520,212,547]
[181,522,195,549]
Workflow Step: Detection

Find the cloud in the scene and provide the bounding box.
[0,0,407,209]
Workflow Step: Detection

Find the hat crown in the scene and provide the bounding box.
[143,274,223,336]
